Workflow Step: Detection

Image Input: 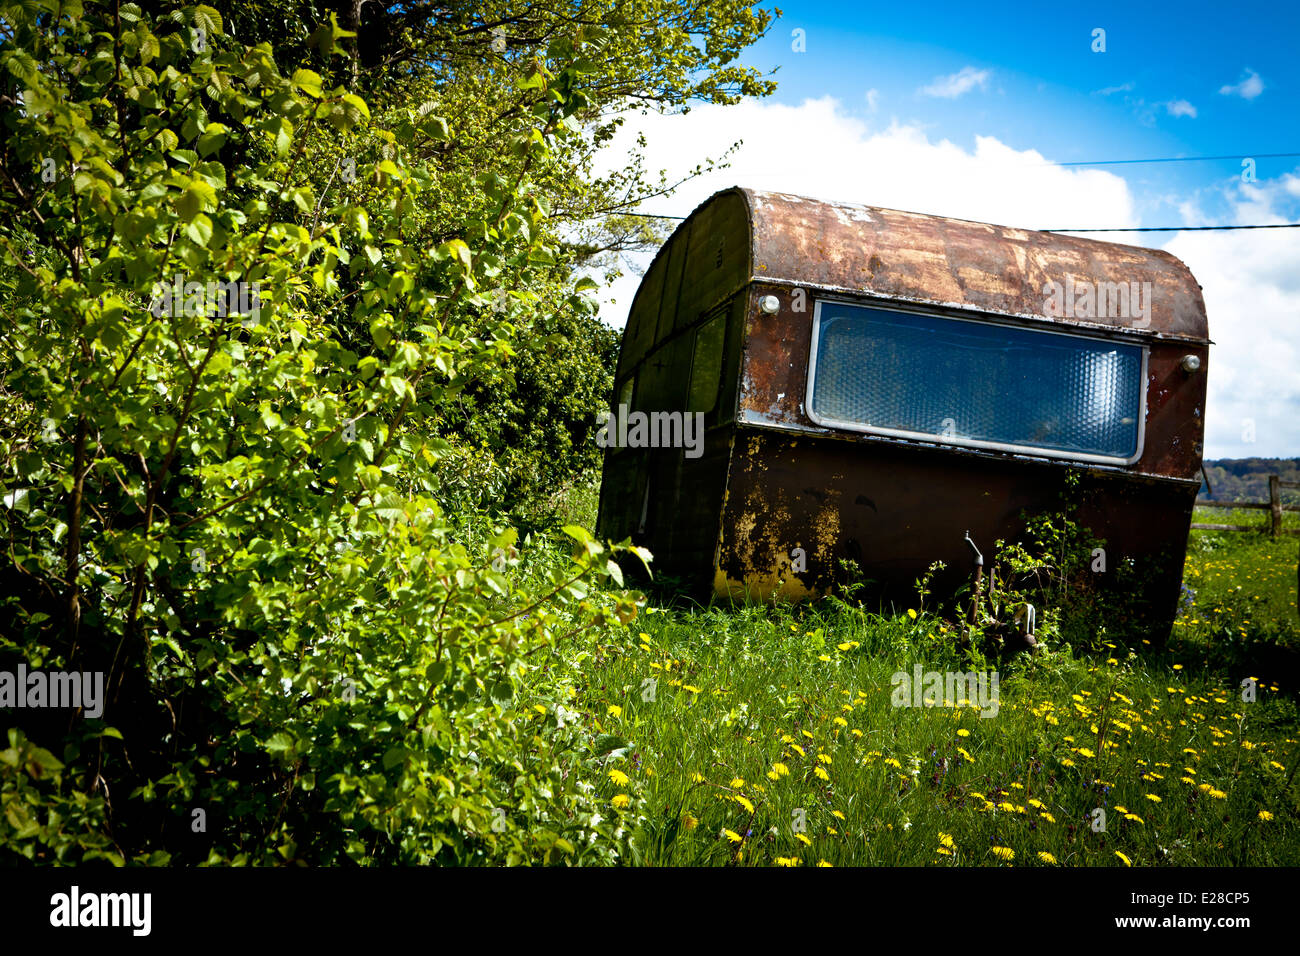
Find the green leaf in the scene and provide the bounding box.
[291,69,323,98]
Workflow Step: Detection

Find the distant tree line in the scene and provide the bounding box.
[1200,458,1300,503]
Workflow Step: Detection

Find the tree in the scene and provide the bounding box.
[0,0,648,864]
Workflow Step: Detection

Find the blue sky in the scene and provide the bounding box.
[738,0,1299,230]
[594,0,1300,459]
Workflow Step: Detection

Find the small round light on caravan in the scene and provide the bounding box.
[1180,354,1202,373]
[759,295,780,314]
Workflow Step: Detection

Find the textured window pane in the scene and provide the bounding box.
[809,302,1144,461]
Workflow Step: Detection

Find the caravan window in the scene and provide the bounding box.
[807,301,1146,464]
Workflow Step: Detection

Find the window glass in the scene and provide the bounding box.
[687,312,727,414]
[808,301,1144,462]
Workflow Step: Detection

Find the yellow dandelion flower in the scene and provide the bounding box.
[1115,851,1132,867]
[832,810,846,820]
[608,768,630,786]
[775,856,800,867]
[1259,811,1274,822]
[683,815,698,830]
[957,729,971,737]
[814,766,830,781]
[607,705,622,717]
[817,860,833,867]
[817,753,833,765]
[1144,794,1162,803]
[938,832,955,849]
[1038,852,1058,865]
[612,794,630,808]
[796,833,812,846]
[734,795,755,814]
[1041,812,1056,823]
[991,846,1015,861]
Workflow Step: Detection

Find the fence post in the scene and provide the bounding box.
[1270,475,1282,538]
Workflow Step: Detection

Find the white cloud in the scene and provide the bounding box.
[588,97,1300,457]
[1094,82,1134,96]
[1164,179,1300,459]
[864,88,879,112]
[918,66,990,99]
[1219,69,1264,100]
[1163,99,1197,118]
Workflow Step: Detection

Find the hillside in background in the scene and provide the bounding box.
[1201,457,1300,501]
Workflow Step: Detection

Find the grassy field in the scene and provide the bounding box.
[523,502,1300,866]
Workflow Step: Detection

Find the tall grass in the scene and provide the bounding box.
[519,493,1300,866]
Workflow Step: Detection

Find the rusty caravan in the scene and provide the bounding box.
[596,187,1209,639]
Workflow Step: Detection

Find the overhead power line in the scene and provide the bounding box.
[1055,152,1300,167]
[1044,222,1300,233]
[608,150,1300,229]
[618,211,1300,233]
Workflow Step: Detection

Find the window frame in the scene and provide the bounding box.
[804,297,1149,466]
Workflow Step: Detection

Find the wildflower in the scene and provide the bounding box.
[814,766,830,781]
[991,846,1014,861]
[734,795,755,814]
[817,753,833,765]
[1115,851,1132,867]
[832,810,846,820]
[730,777,745,788]
[723,829,743,844]
[775,857,800,867]
[816,860,832,867]
[796,833,812,846]
[612,794,630,809]
[1041,812,1056,824]
[938,833,955,849]
[1259,811,1274,822]
[608,769,630,786]
[607,705,622,718]
[683,815,698,830]
[957,729,970,737]
[1144,794,1162,803]
[1037,852,1058,865]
